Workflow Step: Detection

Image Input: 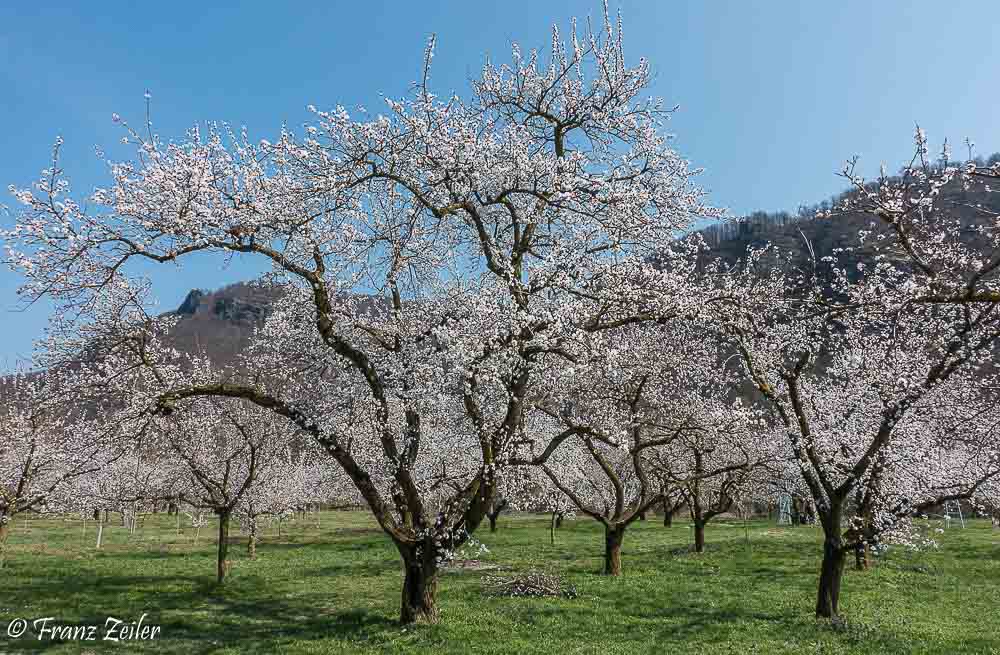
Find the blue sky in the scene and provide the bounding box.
[2,1,999,366]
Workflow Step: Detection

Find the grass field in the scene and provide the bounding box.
[1,511,998,654]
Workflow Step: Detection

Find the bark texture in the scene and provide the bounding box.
[603,525,625,576]
[217,511,232,584]
[816,534,845,618]
[398,542,440,624]
[693,521,706,553]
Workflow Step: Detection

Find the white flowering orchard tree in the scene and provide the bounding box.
[68,443,185,545]
[235,454,302,557]
[491,464,576,543]
[707,138,1000,618]
[0,368,119,566]
[68,449,164,548]
[830,131,1000,561]
[514,321,760,573]
[154,396,303,583]
[657,485,687,528]
[647,392,778,553]
[4,9,721,623]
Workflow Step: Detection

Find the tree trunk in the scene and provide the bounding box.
[853,541,869,571]
[398,542,440,624]
[247,523,258,559]
[816,532,845,618]
[217,510,232,584]
[638,512,646,521]
[486,500,506,533]
[662,497,677,527]
[95,518,104,550]
[555,512,564,529]
[603,525,625,576]
[694,521,706,553]
[0,519,10,569]
[550,512,557,545]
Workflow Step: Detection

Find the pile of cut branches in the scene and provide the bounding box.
[481,570,578,599]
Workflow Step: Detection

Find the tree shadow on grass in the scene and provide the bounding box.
[481,591,927,654]
[313,558,400,578]
[3,571,400,653]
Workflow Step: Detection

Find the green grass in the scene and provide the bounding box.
[1,511,998,654]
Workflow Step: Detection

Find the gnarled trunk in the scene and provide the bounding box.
[816,535,845,618]
[693,520,706,553]
[397,542,440,624]
[489,515,498,532]
[217,510,232,584]
[603,525,625,576]
[815,512,846,619]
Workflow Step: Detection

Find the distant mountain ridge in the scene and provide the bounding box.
[161,282,282,367]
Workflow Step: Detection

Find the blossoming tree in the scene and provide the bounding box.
[154,396,303,583]
[4,8,720,622]
[705,131,1000,618]
[515,321,766,572]
[0,368,117,566]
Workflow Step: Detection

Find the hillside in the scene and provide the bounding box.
[697,154,1000,280]
[160,282,282,367]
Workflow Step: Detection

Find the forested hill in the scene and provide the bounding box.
[694,153,1000,279]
